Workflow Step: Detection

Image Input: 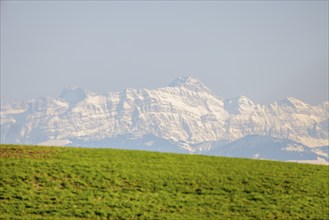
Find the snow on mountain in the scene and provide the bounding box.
[1,77,328,163]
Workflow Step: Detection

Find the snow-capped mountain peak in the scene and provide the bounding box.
[59,87,93,104]
[168,76,212,94]
[277,97,308,108]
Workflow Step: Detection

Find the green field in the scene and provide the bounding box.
[0,144,328,219]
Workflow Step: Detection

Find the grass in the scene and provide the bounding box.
[0,144,328,219]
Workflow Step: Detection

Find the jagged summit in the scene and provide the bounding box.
[168,76,212,93]
[224,96,255,114]
[276,97,310,111]
[59,87,93,104]
[225,96,254,104]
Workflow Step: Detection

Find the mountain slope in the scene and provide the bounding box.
[207,135,327,163]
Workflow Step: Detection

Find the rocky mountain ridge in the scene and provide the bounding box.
[1,77,328,163]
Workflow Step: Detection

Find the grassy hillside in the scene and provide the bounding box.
[0,144,328,219]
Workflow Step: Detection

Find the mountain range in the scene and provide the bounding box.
[1,77,328,164]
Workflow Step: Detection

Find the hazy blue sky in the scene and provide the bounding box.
[1,1,328,104]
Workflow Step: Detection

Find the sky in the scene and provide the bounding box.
[1,1,328,105]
